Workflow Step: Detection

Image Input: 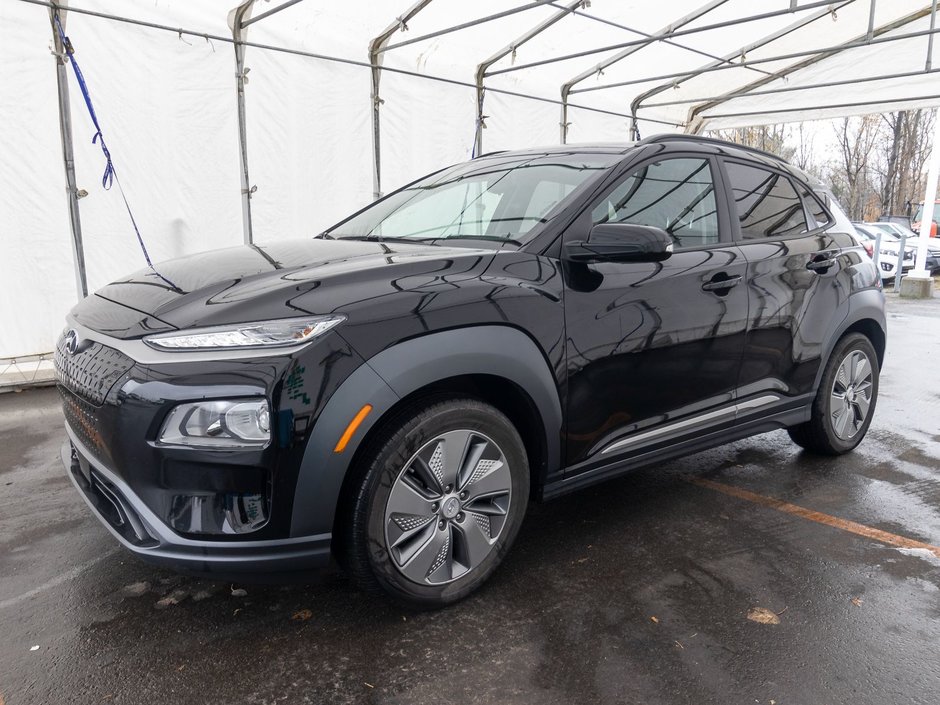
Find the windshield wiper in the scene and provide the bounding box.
[331,234,439,243]
[436,234,524,247]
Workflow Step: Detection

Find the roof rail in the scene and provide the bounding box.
[639,133,789,164]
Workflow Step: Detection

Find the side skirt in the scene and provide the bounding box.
[540,398,812,501]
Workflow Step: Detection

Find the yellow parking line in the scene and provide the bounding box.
[688,476,940,559]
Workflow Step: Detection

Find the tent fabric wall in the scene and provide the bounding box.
[3,0,940,360]
[1,2,74,358]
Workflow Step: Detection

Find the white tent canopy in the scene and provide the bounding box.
[2,0,939,360]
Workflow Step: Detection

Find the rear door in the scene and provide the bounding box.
[562,154,749,469]
[720,159,853,403]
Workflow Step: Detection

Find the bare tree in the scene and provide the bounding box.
[707,111,936,222]
[790,122,816,173]
[832,116,880,220]
[710,124,795,161]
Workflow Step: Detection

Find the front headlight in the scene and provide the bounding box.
[143,315,345,351]
[159,399,271,448]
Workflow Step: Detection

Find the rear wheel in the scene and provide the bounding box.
[342,398,528,609]
[788,333,879,455]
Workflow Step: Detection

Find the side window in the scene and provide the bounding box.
[799,185,832,229]
[724,161,809,239]
[591,158,719,249]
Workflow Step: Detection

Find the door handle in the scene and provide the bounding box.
[807,253,836,272]
[702,274,742,292]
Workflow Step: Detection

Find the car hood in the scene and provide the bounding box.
[71,238,496,338]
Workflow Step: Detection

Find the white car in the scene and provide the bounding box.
[864,221,940,274]
[853,223,914,281]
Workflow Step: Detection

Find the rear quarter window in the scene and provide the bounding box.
[724,161,809,240]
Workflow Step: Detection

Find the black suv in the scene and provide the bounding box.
[57,135,885,607]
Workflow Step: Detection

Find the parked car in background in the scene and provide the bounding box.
[852,222,915,281]
[864,221,940,275]
[878,214,914,228]
[865,220,917,241]
[56,135,886,607]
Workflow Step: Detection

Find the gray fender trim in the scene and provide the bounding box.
[812,288,887,390]
[290,326,563,538]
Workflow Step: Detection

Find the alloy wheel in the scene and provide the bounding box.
[830,349,874,440]
[383,430,512,586]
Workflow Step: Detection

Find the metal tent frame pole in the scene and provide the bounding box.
[229,0,307,241]
[683,4,933,134]
[231,0,256,245]
[629,2,851,138]
[379,1,556,54]
[474,0,581,157]
[487,0,845,78]
[559,0,729,143]
[49,0,88,299]
[571,25,940,98]
[369,0,435,201]
[641,68,940,109]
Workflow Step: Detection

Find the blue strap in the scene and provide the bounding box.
[53,15,178,291]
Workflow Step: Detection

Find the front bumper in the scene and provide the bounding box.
[62,428,332,578]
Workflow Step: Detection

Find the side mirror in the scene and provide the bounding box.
[564,223,674,264]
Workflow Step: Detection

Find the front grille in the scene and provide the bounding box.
[62,390,105,459]
[54,334,134,405]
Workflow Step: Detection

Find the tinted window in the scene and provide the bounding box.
[592,158,719,249]
[725,162,808,239]
[800,186,831,229]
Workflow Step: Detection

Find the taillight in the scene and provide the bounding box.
[863,242,873,259]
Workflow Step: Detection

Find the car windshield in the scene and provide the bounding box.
[323,152,620,243]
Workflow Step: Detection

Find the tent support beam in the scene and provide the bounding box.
[682,5,934,134]
[632,2,850,138]
[488,0,842,78]
[552,1,774,78]
[928,0,938,69]
[628,1,896,137]
[643,67,940,109]
[232,1,255,245]
[369,0,435,200]
[240,0,305,28]
[380,1,555,54]
[474,0,581,157]
[575,24,940,96]
[49,0,87,299]
[559,0,729,144]
[691,93,940,122]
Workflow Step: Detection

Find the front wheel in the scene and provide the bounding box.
[342,398,529,609]
[788,333,879,455]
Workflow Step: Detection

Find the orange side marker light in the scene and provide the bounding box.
[333,404,373,453]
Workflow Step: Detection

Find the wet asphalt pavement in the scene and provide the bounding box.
[2,293,939,705]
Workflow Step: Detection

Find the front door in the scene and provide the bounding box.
[563,155,749,469]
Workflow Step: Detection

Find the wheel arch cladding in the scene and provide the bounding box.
[290,326,562,538]
[813,288,887,391]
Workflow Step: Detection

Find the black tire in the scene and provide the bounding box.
[787,333,879,455]
[341,397,529,609]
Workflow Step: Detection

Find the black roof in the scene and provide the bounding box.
[475,134,816,185]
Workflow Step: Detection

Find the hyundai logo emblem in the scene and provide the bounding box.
[64,329,79,355]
